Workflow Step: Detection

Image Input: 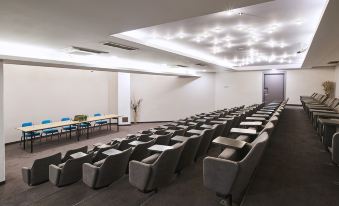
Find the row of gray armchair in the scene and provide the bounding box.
[300,93,339,165]
[203,101,288,205]
[22,103,274,195]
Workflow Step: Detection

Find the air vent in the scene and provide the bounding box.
[176,64,188,68]
[103,42,139,50]
[297,48,307,54]
[196,63,206,67]
[72,46,109,54]
[328,61,339,65]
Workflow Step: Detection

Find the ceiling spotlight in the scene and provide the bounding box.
[235,24,245,31]
[212,27,223,33]
[280,42,286,48]
[226,10,234,16]
[294,18,304,25]
[201,32,210,38]
[212,46,222,54]
[164,35,172,40]
[267,40,276,48]
[224,35,232,42]
[288,59,292,64]
[194,36,201,43]
[247,40,253,46]
[226,42,232,48]
[177,32,186,39]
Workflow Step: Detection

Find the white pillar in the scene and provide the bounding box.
[0,60,4,183]
[117,73,131,125]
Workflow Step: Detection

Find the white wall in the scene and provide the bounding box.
[130,73,215,122]
[334,65,339,97]
[4,64,118,143]
[117,73,131,125]
[286,68,334,104]
[215,68,335,107]
[0,61,5,182]
[215,71,263,109]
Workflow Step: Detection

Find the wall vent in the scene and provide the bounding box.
[176,64,188,68]
[103,42,139,50]
[328,60,339,65]
[196,63,206,67]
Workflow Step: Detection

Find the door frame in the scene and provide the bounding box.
[262,71,286,103]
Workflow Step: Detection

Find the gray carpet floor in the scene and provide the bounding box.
[1,107,339,206]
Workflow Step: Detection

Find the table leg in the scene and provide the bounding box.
[23,132,26,150]
[77,125,80,141]
[117,118,119,132]
[109,118,112,130]
[87,124,89,139]
[69,126,72,139]
[30,132,34,153]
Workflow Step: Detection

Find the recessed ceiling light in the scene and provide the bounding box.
[212,46,222,54]
[177,32,186,39]
[280,42,286,48]
[247,40,254,46]
[225,10,234,16]
[226,42,232,48]
[194,36,201,43]
[213,38,220,45]
[212,27,223,33]
[294,18,304,25]
[235,24,245,31]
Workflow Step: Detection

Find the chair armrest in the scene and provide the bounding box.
[49,164,61,185]
[332,133,339,164]
[203,157,239,195]
[82,163,99,188]
[22,167,31,185]
[129,160,152,191]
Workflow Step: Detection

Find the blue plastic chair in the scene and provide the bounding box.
[41,119,60,141]
[94,113,108,130]
[21,122,40,144]
[61,117,77,138]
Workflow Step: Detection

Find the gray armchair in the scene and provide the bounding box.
[62,146,88,162]
[83,148,132,189]
[91,145,115,163]
[115,137,137,150]
[203,132,269,205]
[129,143,184,192]
[195,128,216,160]
[329,132,339,165]
[49,153,92,187]
[176,135,202,173]
[22,152,61,186]
[154,133,172,145]
[129,139,156,162]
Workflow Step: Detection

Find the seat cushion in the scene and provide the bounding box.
[43,128,58,133]
[96,120,108,124]
[218,148,238,161]
[236,135,250,142]
[63,126,76,130]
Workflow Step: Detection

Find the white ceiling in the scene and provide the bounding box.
[115,0,328,71]
[0,0,336,75]
[0,0,271,75]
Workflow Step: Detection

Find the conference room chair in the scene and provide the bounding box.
[49,153,92,187]
[20,122,40,145]
[203,132,269,205]
[90,145,115,163]
[62,146,88,163]
[129,143,184,193]
[40,119,60,141]
[154,133,172,145]
[175,135,202,173]
[22,152,61,186]
[94,113,109,130]
[83,148,132,189]
[211,123,226,140]
[129,139,156,163]
[112,137,137,150]
[329,132,339,165]
[195,128,216,160]
[60,117,77,138]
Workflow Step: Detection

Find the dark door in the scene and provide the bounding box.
[263,73,285,103]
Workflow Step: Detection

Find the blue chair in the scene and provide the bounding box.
[79,122,92,135]
[61,117,77,138]
[21,122,40,145]
[94,113,108,130]
[40,120,60,141]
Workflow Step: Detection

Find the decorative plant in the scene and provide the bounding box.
[131,98,143,123]
[322,81,334,97]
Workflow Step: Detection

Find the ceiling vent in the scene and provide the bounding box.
[103,42,139,50]
[328,60,339,65]
[71,46,109,54]
[196,63,206,67]
[297,48,307,54]
[176,64,188,68]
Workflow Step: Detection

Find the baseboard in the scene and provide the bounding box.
[5,140,20,146]
[0,180,5,185]
[287,104,302,106]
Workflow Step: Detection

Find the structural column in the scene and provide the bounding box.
[0,60,4,184]
[117,73,131,125]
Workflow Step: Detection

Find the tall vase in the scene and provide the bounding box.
[133,111,138,124]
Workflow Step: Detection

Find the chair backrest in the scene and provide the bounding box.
[129,139,155,162]
[30,152,62,185]
[212,124,226,139]
[92,145,114,162]
[95,148,132,187]
[149,143,185,189]
[61,117,70,121]
[60,154,92,185]
[172,129,185,137]
[222,120,233,136]
[176,135,202,172]
[41,119,51,124]
[62,146,88,162]
[155,133,172,145]
[22,122,33,127]
[195,128,215,159]
[231,132,269,203]
[94,113,102,117]
[118,137,137,150]
[258,122,274,137]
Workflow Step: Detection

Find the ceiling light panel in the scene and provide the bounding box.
[114,0,328,70]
